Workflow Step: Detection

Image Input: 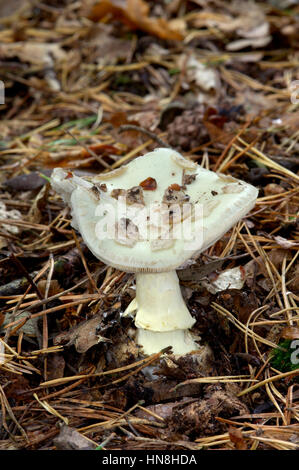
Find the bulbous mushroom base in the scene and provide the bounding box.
[128,271,198,356]
[136,328,198,356]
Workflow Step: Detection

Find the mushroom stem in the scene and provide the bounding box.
[134,271,198,355]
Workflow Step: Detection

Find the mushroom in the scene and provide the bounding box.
[51,148,258,356]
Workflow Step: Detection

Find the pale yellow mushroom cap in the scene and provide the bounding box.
[51,148,258,272]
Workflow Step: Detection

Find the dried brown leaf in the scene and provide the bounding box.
[228,425,247,450]
[89,0,183,40]
[281,327,299,340]
[54,314,111,353]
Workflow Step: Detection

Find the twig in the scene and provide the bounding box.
[8,250,44,300]
[65,129,111,169]
[119,125,171,148]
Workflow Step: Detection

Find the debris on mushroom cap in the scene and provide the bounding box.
[115,217,139,247]
[50,148,258,273]
[91,185,101,199]
[111,188,127,200]
[111,186,145,206]
[170,202,193,224]
[162,186,190,205]
[139,177,157,190]
[99,183,107,192]
[182,173,197,187]
[150,201,193,230]
[127,186,145,206]
[169,183,182,191]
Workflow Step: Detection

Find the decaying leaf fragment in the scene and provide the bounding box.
[202,266,245,294]
[169,387,248,437]
[179,54,219,93]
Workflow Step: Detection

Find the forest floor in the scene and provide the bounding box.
[0,0,298,450]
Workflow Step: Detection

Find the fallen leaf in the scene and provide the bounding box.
[135,401,182,422]
[37,280,62,298]
[191,2,270,40]
[178,259,225,281]
[4,171,52,191]
[274,236,299,249]
[281,327,299,340]
[228,426,247,450]
[226,36,271,51]
[203,267,245,294]
[288,264,299,293]
[0,42,66,67]
[89,0,183,40]
[0,42,66,90]
[46,353,66,381]
[88,25,134,66]
[239,21,270,39]
[0,371,31,402]
[27,184,49,224]
[54,314,111,353]
[54,424,96,450]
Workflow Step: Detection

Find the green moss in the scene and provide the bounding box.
[169,68,180,75]
[114,73,132,86]
[270,339,299,376]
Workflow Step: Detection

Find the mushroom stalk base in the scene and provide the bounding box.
[136,328,197,356]
[134,271,198,355]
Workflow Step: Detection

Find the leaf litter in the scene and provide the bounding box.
[0,0,298,451]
